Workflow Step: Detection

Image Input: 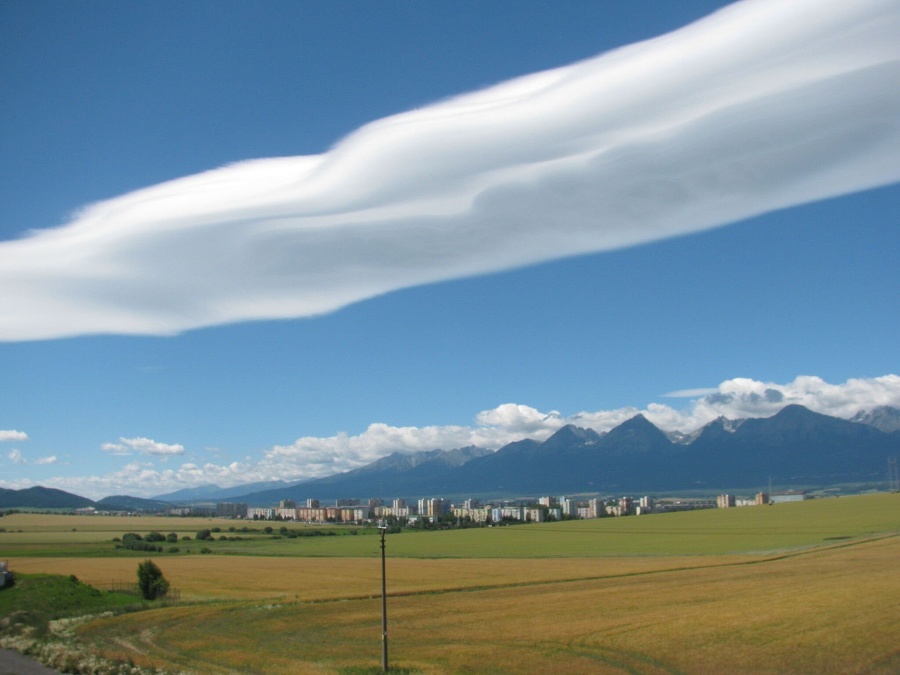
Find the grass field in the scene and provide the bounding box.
[3,493,896,558]
[2,493,899,674]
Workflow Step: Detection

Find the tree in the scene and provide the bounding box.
[137,560,169,600]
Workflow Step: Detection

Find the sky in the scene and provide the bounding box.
[1,0,898,500]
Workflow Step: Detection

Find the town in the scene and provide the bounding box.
[157,490,809,526]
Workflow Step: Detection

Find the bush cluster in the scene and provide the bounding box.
[119,533,163,553]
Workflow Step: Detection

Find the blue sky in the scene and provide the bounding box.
[1,0,898,499]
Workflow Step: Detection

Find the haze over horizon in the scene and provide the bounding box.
[2,0,898,500]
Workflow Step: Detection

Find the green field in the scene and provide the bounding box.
[2,493,899,674]
[3,494,895,558]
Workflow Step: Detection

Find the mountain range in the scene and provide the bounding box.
[236,404,895,503]
[173,404,900,504]
[2,405,898,510]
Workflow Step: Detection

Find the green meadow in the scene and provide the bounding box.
[2,493,896,558]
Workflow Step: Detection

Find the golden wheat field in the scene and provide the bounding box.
[4,494,900,674]
[76,536,900,674]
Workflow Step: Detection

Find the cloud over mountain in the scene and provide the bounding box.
[1,0,897,341]
[6,373,896,499]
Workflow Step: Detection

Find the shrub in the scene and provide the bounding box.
[136,560,169,600]
[166,532,178,543]
[196,529,212,540]
[120,532,162,552]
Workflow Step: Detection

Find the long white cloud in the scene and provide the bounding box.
[100,437,185,457]
[7,373,895,499]
[1,0,898,341]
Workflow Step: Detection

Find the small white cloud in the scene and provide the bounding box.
[0,430,28,442]
[8,449,26,464]
[0,0,897,341]
[101,437,185,457]
[663,388,719,398]
[34,455,58,465]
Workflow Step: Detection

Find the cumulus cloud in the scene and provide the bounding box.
[0,430,28,442]
[261,407,569,479]
[1,0,898,341]
[101,437,185,457]
[8,449,26,464]
[34,455,58,465]
[11,374,899,498]
[663,374,900,430]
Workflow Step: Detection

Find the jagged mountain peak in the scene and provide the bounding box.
[358,446,490,474]
[773,403,822,418]
[361,449,444,473]
[707,415,746,432]
[605,413,667,439]
[544,424,602,446]
[850,405,900,432]
[666,429,696,444]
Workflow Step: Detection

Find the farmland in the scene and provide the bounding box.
[2,493,899,673]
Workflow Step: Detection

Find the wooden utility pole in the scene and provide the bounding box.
[379,522,389,672]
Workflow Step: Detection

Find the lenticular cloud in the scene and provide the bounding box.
[2,0,899,341]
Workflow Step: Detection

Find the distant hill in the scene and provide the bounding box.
[152,480,301,502]
[0,486,94,509]
[235,446,492,505]
[95,495,174,512]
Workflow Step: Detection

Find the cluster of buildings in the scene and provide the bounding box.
[172,489,808,524]
[150,488,815,522]
[716,490,808,508]
[243,499,370,523]
[214,494,700,525]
